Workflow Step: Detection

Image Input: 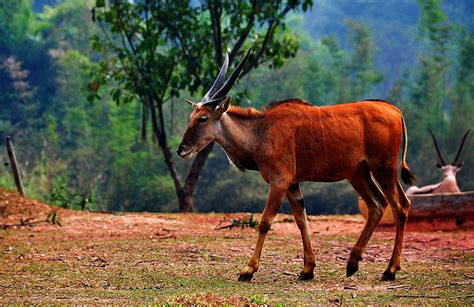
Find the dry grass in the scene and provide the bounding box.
[0,190,473,304]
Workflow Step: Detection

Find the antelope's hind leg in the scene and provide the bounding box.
[347,162,388,277]
[238,184,287,282]
[287,184,315,281]
[379,181,411,281]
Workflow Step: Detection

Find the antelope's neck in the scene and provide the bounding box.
[444,174,459,187]
[215,113,259,170]
[437,173,461,193]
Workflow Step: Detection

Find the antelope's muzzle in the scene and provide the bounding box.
[176,144,193,159]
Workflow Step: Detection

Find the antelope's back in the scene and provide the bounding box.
[259,100,404,182]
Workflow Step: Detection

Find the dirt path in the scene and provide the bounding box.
[0,190,473,304]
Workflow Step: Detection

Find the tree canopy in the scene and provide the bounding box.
[0,0,472,214]
[87,0,313,212]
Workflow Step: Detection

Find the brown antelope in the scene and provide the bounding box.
[177,49,415,282]
[407,129,470,195]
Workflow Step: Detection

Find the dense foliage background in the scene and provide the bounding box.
[0,0,472,214]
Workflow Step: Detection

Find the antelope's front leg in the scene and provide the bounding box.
[238,185,287,282]
[286,184,315,281]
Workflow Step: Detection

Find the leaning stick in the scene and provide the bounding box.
[6,136,25,196]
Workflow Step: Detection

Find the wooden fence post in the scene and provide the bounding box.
[6,136,25,196]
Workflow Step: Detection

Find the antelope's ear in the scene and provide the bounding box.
[436,163,442,169]
[214,96,231,116]
[456,162,464,168]
[185,98,198,109]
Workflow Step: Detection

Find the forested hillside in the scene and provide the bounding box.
[0,0,472,214]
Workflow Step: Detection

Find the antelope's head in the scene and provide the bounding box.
[176,49,251,159]
[429,129,471,177]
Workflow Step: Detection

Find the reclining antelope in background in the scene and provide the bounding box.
[177,49,415,282]
[407,129,470,195]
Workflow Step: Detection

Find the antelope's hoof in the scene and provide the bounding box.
[297,272,314,281]
[381,270,396,281]
[237,273,253,282]
[346,262,359,277]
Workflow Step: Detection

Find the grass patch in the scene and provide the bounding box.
[0,212,472,304]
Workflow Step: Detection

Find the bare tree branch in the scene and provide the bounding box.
[229,1,257,63]
[208,0,223,66]
[241,0,297,77]
[163,20,204,86]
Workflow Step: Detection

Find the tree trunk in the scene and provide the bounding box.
[149,103,215,213]
[149,104,192,212]
[183,143,215,195]
[178,192,194,212]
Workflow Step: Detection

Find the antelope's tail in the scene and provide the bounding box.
[400,116,416,185]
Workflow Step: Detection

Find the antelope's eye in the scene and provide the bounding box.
[198,116,208,123]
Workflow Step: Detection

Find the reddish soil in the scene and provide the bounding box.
[1,188,473,304]
[1,187,473,253]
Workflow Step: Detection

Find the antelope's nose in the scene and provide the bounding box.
[176,145,184,156]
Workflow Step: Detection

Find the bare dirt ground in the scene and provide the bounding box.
[0,188,473,304]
